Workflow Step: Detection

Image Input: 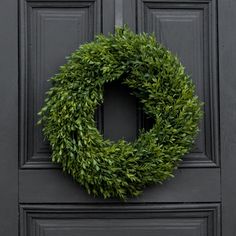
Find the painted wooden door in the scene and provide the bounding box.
[0,0,236,235]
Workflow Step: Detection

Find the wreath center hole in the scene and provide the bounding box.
[95,80,154,142]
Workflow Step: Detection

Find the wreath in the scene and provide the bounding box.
[38,27,203,200]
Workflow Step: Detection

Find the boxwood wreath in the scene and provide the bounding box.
[38,27,203,200]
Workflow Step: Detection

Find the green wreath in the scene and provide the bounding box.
[38,27,203,200]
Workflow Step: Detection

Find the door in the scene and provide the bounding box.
[0,0,236,235]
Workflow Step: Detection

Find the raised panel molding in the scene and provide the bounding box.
[138,0,219,167]
[19,0,101,169]
[20,204,220,236]
[20,0,219,169]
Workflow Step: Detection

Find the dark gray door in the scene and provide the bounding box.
[1,0,236,235]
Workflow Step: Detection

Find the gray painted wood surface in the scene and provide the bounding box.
[0,0,235,235]
[219,0,236,235]
[0,0,18,235]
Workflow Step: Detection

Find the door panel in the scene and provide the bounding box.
[19,0,101,169]
[138,0,219,167]
[20,205,219,236]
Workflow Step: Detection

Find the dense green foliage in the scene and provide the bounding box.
[38,27,203,200]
